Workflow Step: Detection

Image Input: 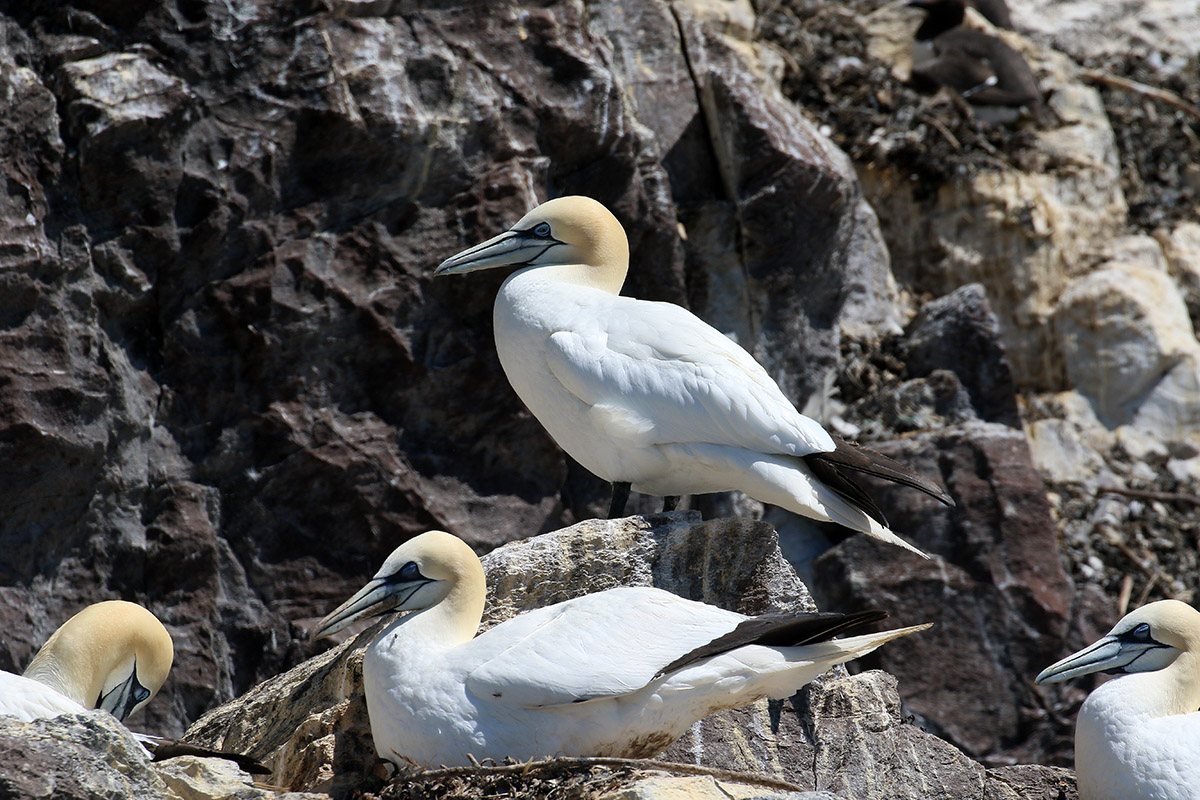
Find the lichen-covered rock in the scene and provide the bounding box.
[0,713,172,800]
[808,671,1074,800]
[1055,258,1200,433]
[1006,0,1200,65]
[603,774,846,800]
[0,711,328,800]
[154,754,326,800]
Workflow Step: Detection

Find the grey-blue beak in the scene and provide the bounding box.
[1036,635,1157,684]
[312,576,432,640]
[434,229,560,276]
[98,667,152,721]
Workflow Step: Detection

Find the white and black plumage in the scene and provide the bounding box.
[313,530,931,767]
[435,196,954,556]
[1037,600,1200,800]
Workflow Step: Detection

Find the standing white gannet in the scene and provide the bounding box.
[434,196,954,556]
[1,600,172,723]
[1036,600,1200,800]
[312,530,932,767]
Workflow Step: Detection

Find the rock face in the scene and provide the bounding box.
[0,711,327,800]
[853,1,1127,392]
[181,515,1072,800]
[0,0,896,740]
[1,0,1196,794]
[1006,0,1200,65]
[0,713,173,800]
[810,286,1078,766]
[814,422,1074,764]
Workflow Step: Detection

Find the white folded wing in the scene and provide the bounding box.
[464,587,746,709]
[544,298,835,456]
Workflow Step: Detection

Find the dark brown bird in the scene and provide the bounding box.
[910,0,1040,114]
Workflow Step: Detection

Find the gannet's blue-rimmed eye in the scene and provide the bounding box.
[534,222,552,237]
[1119,622,1155,644]
[398,561,422,581]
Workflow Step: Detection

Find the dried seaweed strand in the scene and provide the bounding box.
[1099,485,1200,506]
[1109,537,1156,579]
[406,756,809,794]
[1117,574,1134,617]
[1081,69,1200,123]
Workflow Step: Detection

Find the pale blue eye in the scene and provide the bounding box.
[398,561,421,581]
[534,222,551,237]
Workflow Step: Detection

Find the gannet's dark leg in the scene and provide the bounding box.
[608,481,631,519]
[662,496,680,512]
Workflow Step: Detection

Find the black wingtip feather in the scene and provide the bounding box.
[148,740,272,774]
[653,609,889,680]
[809,435,956,508]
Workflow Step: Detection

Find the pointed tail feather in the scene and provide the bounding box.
[655,609,889,679]
[855,513,930,559]
[757,622,933,700]
[816,486,931,559]
[811,622,935,666]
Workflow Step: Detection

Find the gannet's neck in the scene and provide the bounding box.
[506,261,626,296]
[394,553,486,648]
[26,613,130,708]
[23,645,91,706]
[1098,650,1200,719]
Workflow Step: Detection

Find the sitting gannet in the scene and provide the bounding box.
[1,600,172,723]
[0,600,270,773]
[1036,599,1200,800]
[909,0,1040,121]
[312,530,931,767]
[434,196,953,556]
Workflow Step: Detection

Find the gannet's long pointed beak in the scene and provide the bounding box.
[97,668,152,721]
[434,228,562,276]
[311,576,432,640]
[1036,635,1163,684]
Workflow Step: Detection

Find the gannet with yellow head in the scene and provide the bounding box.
[1,600,172,723]
[313,530,931,767]
[2,600,270,774]
[1037,599,1200,800]
[435,196,954,556]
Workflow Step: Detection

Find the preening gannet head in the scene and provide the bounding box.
[1036,600,1200,684]
[434,196,629,294]
[312,530,487,643]
[23,600,173,721]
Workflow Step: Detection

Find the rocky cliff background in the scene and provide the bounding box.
[1,0,1198,793]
